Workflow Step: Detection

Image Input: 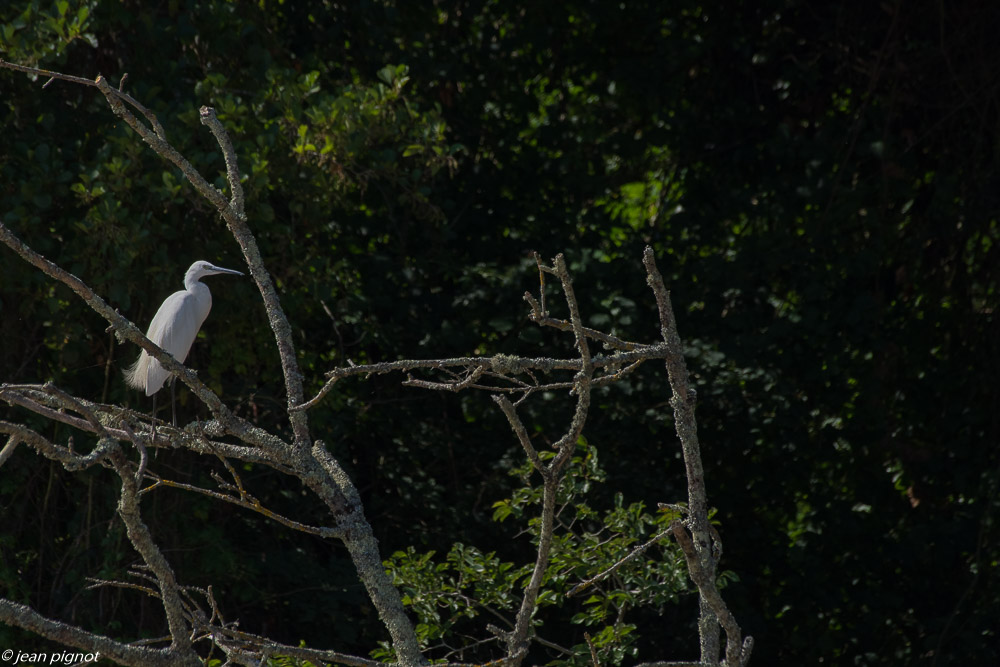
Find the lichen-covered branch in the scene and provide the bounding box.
[505,476,558,663]
[492,395,543,470]
[0,599,196,667]
[643,247,751,667]
[197,107,311,448]
[298,346,664,412]
[112,459,197,658]
[496,255,598,665]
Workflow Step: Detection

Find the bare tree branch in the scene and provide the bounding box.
[523,287,649,352]
[295,345,666,412]
[566,527,674,598]
[644,247,751,667]
[0,384,280,464]
[197,106,311,447]
[0,599,195,667]
[111,455,197,659]
[141,473,341,538]
[492,395,543,470]
[500,254,597,665]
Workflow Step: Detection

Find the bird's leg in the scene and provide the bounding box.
[170,379,177,427]
[151,392,158,458]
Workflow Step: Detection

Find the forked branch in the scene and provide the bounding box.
[643,247,752,667]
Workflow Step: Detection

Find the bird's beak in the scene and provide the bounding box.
[206,265,244,276]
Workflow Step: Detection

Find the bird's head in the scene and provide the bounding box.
[185,260,245,286]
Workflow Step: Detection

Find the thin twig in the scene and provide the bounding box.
[532,251,548,316]
[139,474,341,538]
[492,396,543,471]
[547,255,594,468]
[584,631,600,667]
[566,527,674,597]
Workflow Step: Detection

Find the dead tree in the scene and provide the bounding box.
[0,59,751,667]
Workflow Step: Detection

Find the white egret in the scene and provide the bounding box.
[126,260,244,424]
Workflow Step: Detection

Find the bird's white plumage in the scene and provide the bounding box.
[125,260,243,396]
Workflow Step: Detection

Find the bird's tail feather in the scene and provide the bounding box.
[124,351,150,391]
[125,350,170,396]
